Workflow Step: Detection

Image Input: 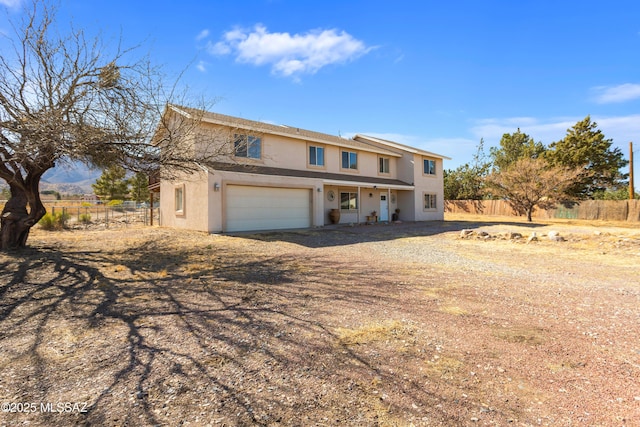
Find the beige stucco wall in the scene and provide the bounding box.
[412,154,445,221]
[193,123,400,181]
[159,169,210,231]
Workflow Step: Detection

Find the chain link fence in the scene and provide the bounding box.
[0,201,159,229]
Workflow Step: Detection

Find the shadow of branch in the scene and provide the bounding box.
[0,234,463,425]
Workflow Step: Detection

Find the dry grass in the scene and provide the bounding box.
[336,320,413,346]
[0,218,639,426]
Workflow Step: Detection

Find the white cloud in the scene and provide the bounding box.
[196,61,207,73]
[0,0,21,7]
[470,115,640,165]
[208,24,373,78]
[351,132,465,161]
[594,114,640,144]
[195,29,209,41]
[592,83,640,104]
[360,115,640,171]
[470,117,575,145]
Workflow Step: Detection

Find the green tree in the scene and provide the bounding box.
[484,157,582,222]
[546,116,628,199]
[444,139,490,200]
[92,166,129,200]
[129,172,150,203]
[490,129,546,171]
[593,188,639,200]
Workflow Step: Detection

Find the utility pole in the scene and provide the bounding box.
[630,142,635,199]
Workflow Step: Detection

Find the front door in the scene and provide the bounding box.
[379,194,389,221]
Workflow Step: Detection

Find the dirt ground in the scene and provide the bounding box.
[0,214,638,426]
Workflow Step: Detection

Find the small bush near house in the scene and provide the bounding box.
[38,212,70,231]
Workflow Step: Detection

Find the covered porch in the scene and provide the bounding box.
[321,179,414,226]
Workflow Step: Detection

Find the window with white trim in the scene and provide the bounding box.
[379,157,390,174]
[424,193,437,210]
[341,150,358,170]
[423,159,436,175]
[309,145,325,166]
[175,185,185,215]
[340,192,358,210]
[234,134,261,159]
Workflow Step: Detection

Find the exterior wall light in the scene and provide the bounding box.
[213,182,220,191]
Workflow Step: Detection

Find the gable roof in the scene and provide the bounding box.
[169,105,401,157]
[353,134,451,160]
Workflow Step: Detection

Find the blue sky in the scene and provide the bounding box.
[2,0,640,178]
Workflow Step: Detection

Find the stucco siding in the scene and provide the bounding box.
[412,154,445,221]
[159,169,210,231]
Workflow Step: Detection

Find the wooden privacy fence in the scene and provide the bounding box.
[445,199,640,222]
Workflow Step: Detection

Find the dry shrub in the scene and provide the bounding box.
[38,212,70,230]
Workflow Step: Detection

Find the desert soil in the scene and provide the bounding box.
[0,214,639,426]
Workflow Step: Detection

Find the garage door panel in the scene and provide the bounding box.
[225,185,311,232]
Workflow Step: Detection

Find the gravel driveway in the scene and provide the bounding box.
[0,217,638,426]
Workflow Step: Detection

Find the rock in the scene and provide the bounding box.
[460,229,474,238]
[477,231,489,237]
[546,230,565,241]
[527,232,538,243]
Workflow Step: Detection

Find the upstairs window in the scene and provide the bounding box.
[423,159,436,175]
[379,157,390,174]
[234,134,261,159]
[341,151,358,170]
[309,145,325,166]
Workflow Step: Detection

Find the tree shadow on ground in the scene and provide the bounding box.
[0,235,470,425]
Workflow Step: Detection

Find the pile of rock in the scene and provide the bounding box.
[459,229,566,243]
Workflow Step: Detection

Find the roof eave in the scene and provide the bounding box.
[354,134,452,160]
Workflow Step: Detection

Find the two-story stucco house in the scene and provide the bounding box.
[157,105,450,233]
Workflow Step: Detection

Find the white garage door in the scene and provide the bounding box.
[225,185,311,232]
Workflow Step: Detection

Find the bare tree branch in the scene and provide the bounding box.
[0,0,222,250]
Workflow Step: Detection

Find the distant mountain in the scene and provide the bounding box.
[41,162,102,195]
[43,162,101,183]
[0,163,103,196]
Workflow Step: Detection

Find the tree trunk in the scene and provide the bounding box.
[0,175,47,251]
[527,208,533,222]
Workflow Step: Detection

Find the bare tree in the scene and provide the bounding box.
[484,157,583,222]
[0,0,224,250]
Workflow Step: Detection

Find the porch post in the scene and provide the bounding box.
[150,192,154,226]
[357,186,361,224]
[387,188,391,221]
